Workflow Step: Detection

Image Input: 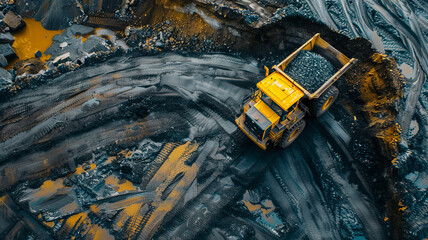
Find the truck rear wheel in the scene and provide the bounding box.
[279,119,306,148]
[310,86,339,118]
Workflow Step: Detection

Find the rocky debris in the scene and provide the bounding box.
[124,24,221,53]
[284,50,337,92]
[15,0,128,30]
[13,58,46,75]
[69,24,94,35]
[0,31,14,44]
[52,52,71,66]
[59,42,68,48]
[0,11,21,65]
[0,67,12,89]
[34,50,42,58]
[0,43,16,59]
[3,11,26,31]
[82,35,109,53]
[45,24,119,64]
[47,32,87,61]
[44,25,129,67]
[0,54,7,67]
[0,20,9,33]
[0,11,4,19]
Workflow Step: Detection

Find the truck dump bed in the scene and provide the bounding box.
[273,34,357,99]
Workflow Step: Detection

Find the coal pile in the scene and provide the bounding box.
[284,50,337,92]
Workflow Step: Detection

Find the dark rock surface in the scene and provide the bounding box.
[0,31,14,44]
[0,54,7,67]
[68,24,94,35]
[0,43,16,59]
[34,50,42,58]
[0,67,12,88]
[34,0,80,30]
[45,24,114,62]
[0,20,9,33]
[15,0,125,30]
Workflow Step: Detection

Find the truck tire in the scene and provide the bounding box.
[310,86,339,118]
[279,119,306,148]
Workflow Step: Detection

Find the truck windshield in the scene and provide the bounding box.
[261,93,283,116]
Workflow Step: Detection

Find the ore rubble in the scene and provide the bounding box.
[284,50,337,92]
[0,1,427,240]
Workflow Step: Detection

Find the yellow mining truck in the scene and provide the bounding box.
[235,33,357,149]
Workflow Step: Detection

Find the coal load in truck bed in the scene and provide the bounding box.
[284,51,337,92]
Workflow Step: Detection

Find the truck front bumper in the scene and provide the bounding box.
[235,114,268,150]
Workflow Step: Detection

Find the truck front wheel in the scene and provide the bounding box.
[279,119,306,148]
[310,86,339,118]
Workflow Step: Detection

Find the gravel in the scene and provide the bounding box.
[284,50,337,92]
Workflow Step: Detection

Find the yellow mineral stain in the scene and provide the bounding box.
[124,203,141,216]
[118,180,136,192]
[43,221,55,228]
[398,206,407,212]
[346,53,403,159]
[169,143,189,160]
[74,28,99,43]
[148,142,198,194]
[30,179,65,203]
[40,179,54,189]
[7,18,63,69]
[242,194,276,225]
[92,224,114,240]
[242,199,274,215]
[138,142,199,238]
[105,175,136,192]
[38,179,63,192]
[242,199,260,212]
[90,204,99,214]
[106,156,116,164]
[74,163,96,174]
[125,151,133,158]
[65,212,87,228]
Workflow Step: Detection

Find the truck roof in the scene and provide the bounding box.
[257,72,305,110]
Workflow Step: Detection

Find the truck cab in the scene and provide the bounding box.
[236,72,307,149]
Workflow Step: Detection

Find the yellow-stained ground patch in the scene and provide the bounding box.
[33,179,64,198]
[74,163,96,174]
[242,191,277,225]
[345,53,403,157]
[125,141,200,239]
[344,53,405,239]
[73,28,99,42]
[105,174,136,192]
[7,18,63,69]
[91,224,115,240]
[43,221,55,228]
